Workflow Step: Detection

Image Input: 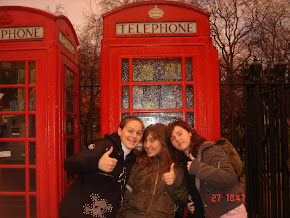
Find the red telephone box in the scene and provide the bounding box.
[0,6,79,218]
[101,0,220,140]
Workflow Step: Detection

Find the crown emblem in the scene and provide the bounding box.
[148,6,164,19]
[0,11,13,24]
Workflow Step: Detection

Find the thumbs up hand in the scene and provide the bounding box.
[162,163,176,186]
[187,153,195,171]
[98,146,118,172]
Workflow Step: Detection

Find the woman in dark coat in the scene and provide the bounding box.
[59,116,144,218]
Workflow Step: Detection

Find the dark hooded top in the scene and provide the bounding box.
[189,141,244,218]
[59,133,136,218]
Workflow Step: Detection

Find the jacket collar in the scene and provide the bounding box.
[200,141,214,150]
[105,132,122,150]
[150,155,162,163]
[105,133,138,159]
[197,141,215,157]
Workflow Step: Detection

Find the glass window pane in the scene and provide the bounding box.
[29,61,36,84]
[66,67,74,89]
[66,138,74,158]
[29,168,36,192]
[133,112,183,128]
[187,112,194,127]
[122,86,129,110]
[0,168,25,191]
[0,195,26,218]
[0,88,25,111]
[29,141,36,165]
[160,85,182,109]
[0,61,25,85]
[29,88,36,111]
[0,115,25,138]
[0,141,25,165]
[66,92,74,113]
[122,59,129,82]
[122,113,129,119]
[66,136,76,184]
[66,115,74,135]
[185,57,193,81]
[30,195,37,218]
[29,115,35,138]
[133,58,182,82]
[133,85,182,109]
[186,85,194,109]
[0,116,8,137]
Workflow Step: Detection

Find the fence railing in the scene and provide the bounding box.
[220,58,289,218]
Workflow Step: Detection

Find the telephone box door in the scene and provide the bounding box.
[0,50,42,218]
[102,44,219,140]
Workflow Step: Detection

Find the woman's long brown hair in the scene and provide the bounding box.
[137,123,172,173]
[167,120,206,164]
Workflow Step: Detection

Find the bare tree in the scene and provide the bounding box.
[250,0,290,65]
[198,0,256,80]
[192,0,256,150]
[44,3,67,15]
[98,0,135,14]
[77,1,103,146]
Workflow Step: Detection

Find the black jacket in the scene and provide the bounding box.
[59,133,136,218]
[174,156,205,218]
[183,156,205,218]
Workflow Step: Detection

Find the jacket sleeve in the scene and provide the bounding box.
[167,168,188,204]
[64,140,109,175]
[189,146,237,189]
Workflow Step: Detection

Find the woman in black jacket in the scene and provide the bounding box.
[59,116,144,218]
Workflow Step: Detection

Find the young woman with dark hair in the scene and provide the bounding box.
[119,123,188,218]
[59,116,144,218]
[168,120,247,218]
[168,120,205,218]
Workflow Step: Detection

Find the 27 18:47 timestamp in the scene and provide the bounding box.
[212,194,246,202]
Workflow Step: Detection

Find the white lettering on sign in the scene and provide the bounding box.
[116,22,197,35]
[0,27,43,40]
[59,31,75,54]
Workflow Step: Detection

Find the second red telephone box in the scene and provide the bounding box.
[0,6,79,218]
[101,0,220,140]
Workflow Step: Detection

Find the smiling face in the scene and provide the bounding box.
[170,125,192,156]
[144,133,162,158]
[118,120,143,150]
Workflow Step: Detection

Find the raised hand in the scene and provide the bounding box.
[187,153,195,171]
[187,201,195,214]
[162,163,176,185]
[98,146,118,172]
